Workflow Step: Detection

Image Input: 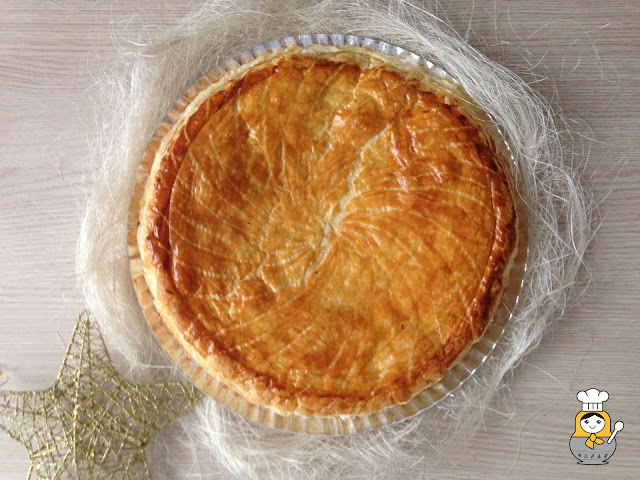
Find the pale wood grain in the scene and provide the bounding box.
[1,1,639,478]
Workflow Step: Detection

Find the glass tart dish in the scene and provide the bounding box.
[128,34,528,434]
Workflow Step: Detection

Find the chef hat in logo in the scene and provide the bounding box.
[577,388,609,411]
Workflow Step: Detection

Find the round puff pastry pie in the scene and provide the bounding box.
[137,45,518,416]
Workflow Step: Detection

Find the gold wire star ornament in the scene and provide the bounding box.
[0,311,202,479]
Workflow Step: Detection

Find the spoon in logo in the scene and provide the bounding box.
[607,421,624,444]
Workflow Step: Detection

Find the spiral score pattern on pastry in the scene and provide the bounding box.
[139,49,517,415]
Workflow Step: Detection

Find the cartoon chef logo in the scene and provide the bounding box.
[569,388,624,465]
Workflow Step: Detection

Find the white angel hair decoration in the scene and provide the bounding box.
[77,1,596,478]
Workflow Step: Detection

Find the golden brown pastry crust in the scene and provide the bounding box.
[138,46,518,416]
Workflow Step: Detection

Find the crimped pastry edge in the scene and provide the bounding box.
[137,43,520,417]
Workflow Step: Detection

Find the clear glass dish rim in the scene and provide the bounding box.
[128,33,529,435]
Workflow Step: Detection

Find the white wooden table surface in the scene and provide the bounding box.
[1,1,638,478]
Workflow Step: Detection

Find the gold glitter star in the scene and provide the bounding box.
[0,311,202,479]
